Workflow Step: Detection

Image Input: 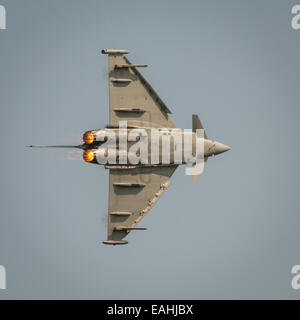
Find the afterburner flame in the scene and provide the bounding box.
[83,131,94,144]
[83,149,95,162]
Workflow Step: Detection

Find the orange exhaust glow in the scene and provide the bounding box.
[83,131,94,144]
[83,149,95,162]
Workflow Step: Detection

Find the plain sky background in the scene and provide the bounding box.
[0,0,300,299]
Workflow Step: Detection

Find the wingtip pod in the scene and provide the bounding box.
[101,49,129,55]
[103,240,128,245]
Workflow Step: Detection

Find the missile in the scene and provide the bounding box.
[115,64,148,68]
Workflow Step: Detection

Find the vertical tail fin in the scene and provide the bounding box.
[192,114,207,139]
[192,114,208,182]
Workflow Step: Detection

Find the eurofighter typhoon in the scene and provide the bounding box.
[28,49,231,245]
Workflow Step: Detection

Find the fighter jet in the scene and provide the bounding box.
[28,49,230,245]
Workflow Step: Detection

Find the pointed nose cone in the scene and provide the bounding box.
[213,142,231,155]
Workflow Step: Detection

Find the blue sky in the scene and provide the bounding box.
[0,0,300,299]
